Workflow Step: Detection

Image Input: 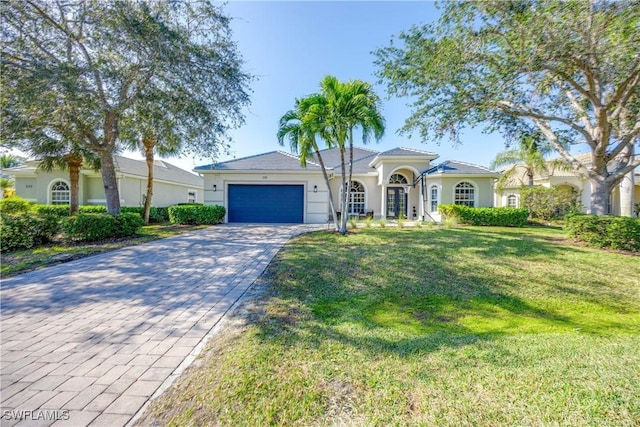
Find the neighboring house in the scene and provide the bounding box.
[194,147,498,224]
[6,155,203,207]
[495,153,639,216]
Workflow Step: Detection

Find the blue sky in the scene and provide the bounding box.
[147,1,513,172]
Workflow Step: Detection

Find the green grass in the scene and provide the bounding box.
[142,226,640,426]
[1,223,207,277]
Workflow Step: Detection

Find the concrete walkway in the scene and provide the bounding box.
[1,224,324,427]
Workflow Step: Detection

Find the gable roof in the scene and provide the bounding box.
[311,147,379,173]
[424,160,499,176]
[4,155,203,188]
[112,156,202,187]
[193,151,322,172]
[377,147,439,157]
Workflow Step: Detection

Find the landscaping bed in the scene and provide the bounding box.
[1,223,208,277]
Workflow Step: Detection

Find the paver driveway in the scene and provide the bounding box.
[1,224,324,427]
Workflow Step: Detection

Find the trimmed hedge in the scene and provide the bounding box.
[121,207,170,223]
[565,214,640,252]
[1,212,60,252]
[439,204,529,227]
[0,197,33,214]
[62,212,144,241]
[168,204,225,225]
[31,204,108,218]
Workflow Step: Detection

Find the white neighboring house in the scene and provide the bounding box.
[5,155,203,207]
[495,153,639,216]
[194,146,499,224]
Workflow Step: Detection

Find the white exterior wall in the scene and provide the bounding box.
[328,175,380,217]
[13,177,38,202]
[201,171,329,223]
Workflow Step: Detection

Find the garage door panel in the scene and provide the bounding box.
[228,184,304,223]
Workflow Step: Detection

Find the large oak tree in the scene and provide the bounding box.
[375,0,639,215]
[1,0,251,213]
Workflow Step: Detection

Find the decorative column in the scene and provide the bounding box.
[619,170,635,217]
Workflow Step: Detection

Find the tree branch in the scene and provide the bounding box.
[495,100,595,147]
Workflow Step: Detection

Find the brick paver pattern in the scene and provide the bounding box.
[1,224,324,427]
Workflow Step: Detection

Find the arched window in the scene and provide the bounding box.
[389,173,408,184]
[454,182,475,207]
[507,194,518,208]
[51,181,70,205]
[430,185,438,213]
[344,181,366,214]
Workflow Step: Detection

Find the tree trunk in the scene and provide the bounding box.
[339,146,348,235]
[99,151,121,214]
[314,148,339,231]
[589,178,612,216]
[142,136,155,225]
[66,153,83,215]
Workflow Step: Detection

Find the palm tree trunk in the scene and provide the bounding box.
[347,129,354,218]
[66,153,83,215]
[527,169,534,186]
[339,145,348,234]
[314,147,339,231]
[142,136,155,225]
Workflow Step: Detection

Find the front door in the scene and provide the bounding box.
[386,187,407,218]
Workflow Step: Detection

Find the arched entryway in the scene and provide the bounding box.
[386,173,408,218]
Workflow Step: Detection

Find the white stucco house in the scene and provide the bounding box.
[194,147,499,224]
[6,155,204,207]
[495,153,639,217]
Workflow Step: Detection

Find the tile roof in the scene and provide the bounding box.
[377,147,439,157]
[113,156,202,187]
[193,151,322,172]
[4,156,203,187]
[424,160,498,176]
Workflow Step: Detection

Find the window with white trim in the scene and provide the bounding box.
[389,173,408,184]
[341,181,366,214]
[430,185,438,213]
[507,194,518,207]
[51,181,70,205]
[188,190,197,203]
[454,182,475,207]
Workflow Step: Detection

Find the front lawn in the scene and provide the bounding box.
[140,226,640,426]
[0,223,208,277]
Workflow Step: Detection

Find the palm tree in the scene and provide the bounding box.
[491,132,560,190]
[0,154,24,198]
[120,96,183,224]
[278,95,340,231]
[318,76,385,234]
[0,154,24,169]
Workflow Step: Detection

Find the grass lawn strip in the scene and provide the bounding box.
[136,226,638,425]
[1,223,208,277]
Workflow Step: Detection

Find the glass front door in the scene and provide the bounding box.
[386,187,407,218]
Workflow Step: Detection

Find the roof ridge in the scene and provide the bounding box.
[278,150,322,168]
[396,146,439,155]
[444,159,495,172]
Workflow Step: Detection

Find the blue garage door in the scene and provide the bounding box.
[228,184,304,223]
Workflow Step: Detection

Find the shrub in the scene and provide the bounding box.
[79,205,108,214]
[438,204,528,227]
[168,204,225,225]
[1,212,60,252]
[121,207,169,223]
[62,212,143,241]
[521,186,580,220]
[348,217,358,230]
[0,196,33,214]
[566,215,640,252]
